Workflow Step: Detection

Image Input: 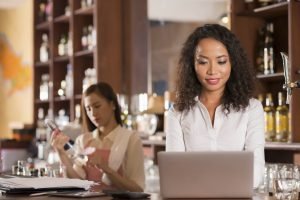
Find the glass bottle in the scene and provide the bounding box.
[82,68,90,92]
[45,0,53,21]
[67,31,73,56]
[255,27,265,74]
[87,25,93,50]
[58,34,67,56]
[39,34,49,62]
[38,2,46,23]
[263,23,274,75]
[81,0,87,8]
[81,26,88,50]
[258,94,264,107]
[74,104,81,125]
[39,74,49,101]
[275,92,289,142]
[267,23,274,74]
[65,64,73,98]
[264,93,275,141]
[36,108,47,142]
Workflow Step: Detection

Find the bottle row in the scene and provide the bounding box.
[256,22,275,75]
[38,0,94,24]
[39,24,96,63]
[38,66,96,101]
[259,92,290,142]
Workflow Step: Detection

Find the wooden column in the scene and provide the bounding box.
[122,0,148,96]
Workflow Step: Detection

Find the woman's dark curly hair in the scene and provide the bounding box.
[175,24,255,114]
[81,82,122,132]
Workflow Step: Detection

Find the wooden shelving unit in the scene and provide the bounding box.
[231,0,300,163]
[33,0,123,125]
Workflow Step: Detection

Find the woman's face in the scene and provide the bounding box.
[84,93,116,128]
[194,37,231,94]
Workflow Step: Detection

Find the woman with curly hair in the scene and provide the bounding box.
[166,24,265,188]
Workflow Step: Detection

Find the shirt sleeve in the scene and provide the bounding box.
[245,99,265,188]
[123,132,145,189]
[165,107,186,152]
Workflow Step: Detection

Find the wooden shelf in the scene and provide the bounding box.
[254,2,288,17]
[74,49,94,57]
[231,0,300,162]
[33,0,126,126]
[54,15,70,23]
[35,61,50,67]
[54,97,71,102]
[36,21,51,30]
[34,99,50,104]
[237,2,288,18]
[256,72,284,82]
[74,6,94,15]
[265,142,300,151]
[54,55,70,62]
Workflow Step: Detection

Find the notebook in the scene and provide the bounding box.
[158,151,254,198]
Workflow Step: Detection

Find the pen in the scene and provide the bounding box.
[29,191,57,196]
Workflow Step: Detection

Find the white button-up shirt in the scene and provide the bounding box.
[166,98,265,188]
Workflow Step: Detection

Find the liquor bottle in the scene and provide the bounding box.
[36,108,47,142]
[257,0,273,7]
[81,26,88,50]
[263,23,275,75]
[244,0,256,11]
[81,0,87,8]
[67,32,73,56]
[45,0,53,21]
[264,93,275,141]
[38,2,46,23]
[39,34,49,62]
[255,27,265,74]
[275,92,289,142]
[65,64,73,98]
[58,34,67,56]
[258,94,264,107]
[74,104,81,125]
[39,74,49,101]
[87,25,93,50]
[267,23,274,74]
[45,119,88,175]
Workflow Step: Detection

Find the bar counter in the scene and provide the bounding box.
[0,192,275,200]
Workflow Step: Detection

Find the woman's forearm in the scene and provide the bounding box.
[102,165,143,192]
[57,150,82,179]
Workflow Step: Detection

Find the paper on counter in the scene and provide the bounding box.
[0,177,94,190]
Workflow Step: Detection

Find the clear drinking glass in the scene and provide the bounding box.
[273,164,299,200]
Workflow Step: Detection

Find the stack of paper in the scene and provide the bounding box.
[0,177,94,190]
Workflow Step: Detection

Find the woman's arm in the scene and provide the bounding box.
[51,130,83,179]
[166,107,185,151]
[245,99,265,188]
[56,149,82,179]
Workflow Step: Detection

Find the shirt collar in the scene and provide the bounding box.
[92,125,122,142]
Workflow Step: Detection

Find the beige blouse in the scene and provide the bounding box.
[74,125,145,189]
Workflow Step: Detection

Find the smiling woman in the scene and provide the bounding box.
[166,24,265,188]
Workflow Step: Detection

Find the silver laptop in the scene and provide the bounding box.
[158,151,254,198]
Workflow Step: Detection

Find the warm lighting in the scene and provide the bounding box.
[220,13,229,24]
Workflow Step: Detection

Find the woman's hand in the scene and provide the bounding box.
[87,149,110,170]
[51,130,70,152]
